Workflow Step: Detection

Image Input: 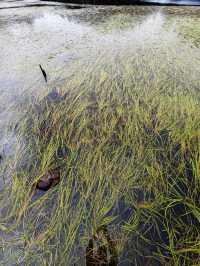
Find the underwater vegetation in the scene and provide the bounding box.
[0,5,200,265]
[0,49,200,265]
[180,19,200,47]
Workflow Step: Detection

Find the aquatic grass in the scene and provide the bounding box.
[178,18,200,47]
[1,38,200,265]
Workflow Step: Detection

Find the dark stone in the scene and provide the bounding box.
[36,169,60,191]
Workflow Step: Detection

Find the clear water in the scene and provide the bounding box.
[0,0,200,195]
[0,1,200,264]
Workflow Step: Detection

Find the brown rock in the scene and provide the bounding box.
[36,169,60,191]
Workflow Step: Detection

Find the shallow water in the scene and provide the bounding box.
[0,0,200,202]
[0,1,200,264]
[0,1,199,91]
[0,1,200,93]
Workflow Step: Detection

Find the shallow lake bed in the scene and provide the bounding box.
[0,1,200,265]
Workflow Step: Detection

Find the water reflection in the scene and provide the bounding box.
[1,3,199,99]
[0,4,199,118]
[125,11,165,42]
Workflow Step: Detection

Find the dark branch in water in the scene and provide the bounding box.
[39,64,47,83]
[86,226,118,266]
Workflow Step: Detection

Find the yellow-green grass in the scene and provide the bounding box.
[0,48,200,265]
[180,19,200,47]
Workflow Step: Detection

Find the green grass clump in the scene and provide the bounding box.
[0,49,200,265]
[179,19,200,47]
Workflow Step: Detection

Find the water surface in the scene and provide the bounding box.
[0,0,200,207]
[0,1,200,264]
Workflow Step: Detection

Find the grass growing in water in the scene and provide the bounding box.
[180,19,200,47]
[0,49,200,265]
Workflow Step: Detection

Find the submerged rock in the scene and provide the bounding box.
[36,169,60,191]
